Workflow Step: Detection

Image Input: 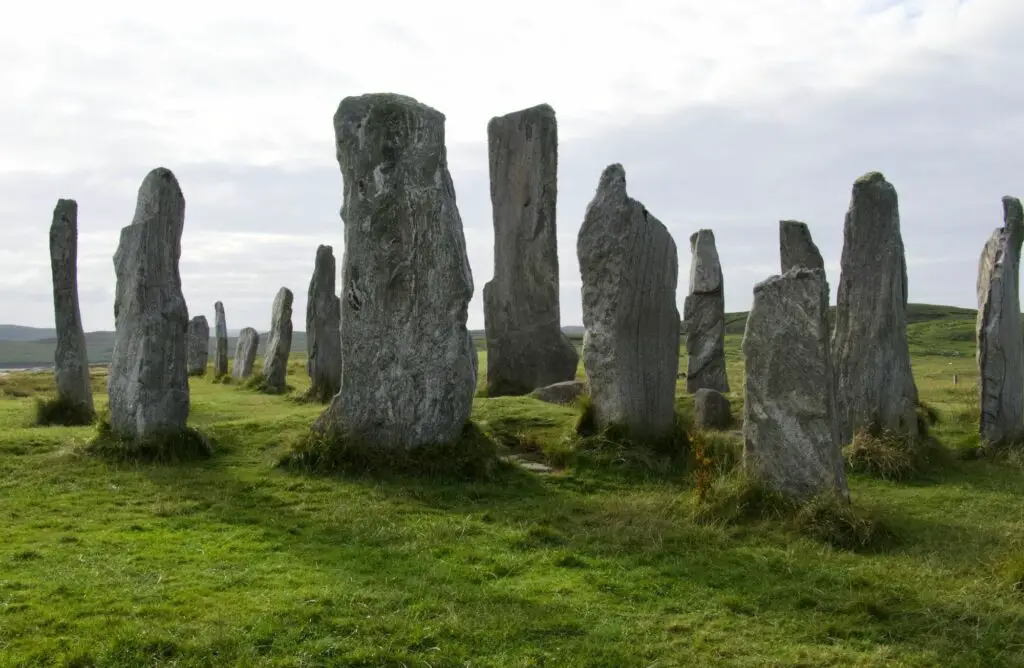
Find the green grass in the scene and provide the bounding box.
[0,326,1022,666]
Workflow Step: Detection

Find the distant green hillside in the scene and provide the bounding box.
[722,303,977,335]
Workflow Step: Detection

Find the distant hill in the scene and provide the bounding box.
[0,325,57,341]
[720,303,977,335]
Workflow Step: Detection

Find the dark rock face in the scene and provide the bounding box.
[530,380,586,406]
[213,301,228,378]
[233,328,259,380]
[49,198,95,417]
[743,268,848,500]
[314,93,477,449]
[685,229,729,394]
[832,172,918,443]
[262,287,293,393]
[482,104,578,396]
[693,388,732,430]
[977,196,1024,446]
[306,244,342,401]
[186,316,210,376]
[779,220,825,273]
[577,164,679,439]
[108,168,190,440]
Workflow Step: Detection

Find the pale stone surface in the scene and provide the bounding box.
[306,244,342,400]
[186,315,210,376]
[213,301,228,377]
[743,268,848,500]
[233,327,259,380]
[49,199,95,416]
[314,93,477,449]
[694,388,732,430]
[832,172,919,443]
[976,196,1024,446]
[529,379,586,406]
[779,220,825,273]
[483,103,578,396]
[577,164,679,438]
[685,230,729,393]
[262,287,293,393]
[108,168,190,439]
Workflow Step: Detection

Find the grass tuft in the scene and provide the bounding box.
[916,400,941,436]
[239,371,291,395]
[844,428,951,481]
[32,395,95,427]
[85,415,213,464]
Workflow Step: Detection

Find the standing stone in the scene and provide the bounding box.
[186,316,210,376]
[233,327,259,380]
[779,220,825,273]
[976,196,1024,446]
[832,172,918,443]
[314,93,477,449]
[262,287,293,393]
[483,104,578,396]
[213,301,228,378]
[306,245,342,401]
[684,229,729,393]
[49,199,95,418]
[693,388,732,430]
[577,164,679,438]
[108,168,189,439]
[743,268,848,500]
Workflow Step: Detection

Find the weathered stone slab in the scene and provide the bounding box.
[186,315,210,376]
[233,327,259,380]
[306,244,341,401]
[743,268,848,500]
[108,168,190,439]
[832,172,919,443]
[262,287,293,393]
[694,388,732,430]
[977,196,1024,446]
[779,220,825,273]
[49,198,95,416]
[314,93,478,449]
[577,164,679,439]
[530,379,586,406]
[483,103,578,396]
[685,229,729,393]
[213,301,228,377]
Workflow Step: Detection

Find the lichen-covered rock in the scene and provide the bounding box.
[832,172,919,443]
[186,315,210,376]
[530,379,586,406]
[306,244,341,401]
[483,103,578,396]
[743,268,848,500]
[577,164,679,439]
[49,198,95,417]
[694,388,732,430]
[977,196,1024,446]
[313,93,477,449]
[685,229,729,393]
[262,287,293,393]
[233,327,259,380]
[213,301,228,378]
[779,220,825,273]
[108,168,190,439]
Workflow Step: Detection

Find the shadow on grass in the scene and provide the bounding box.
[84,415,214,465]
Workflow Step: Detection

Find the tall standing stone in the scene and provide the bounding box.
[832,172,918,443]
[483,104,578,396]
[684,229,729,393]
[743,268,848,500]
[976,196,1024,446]
[233,327,259,380]
[262,287,293,393]
[314,93,478,449]
[49,199,95,418]
[108,168,190,439]
[577,164,679,438]
[779,220,825,273]
[213,301,228,378]
[186,315,210,376]
[306,245,342,401]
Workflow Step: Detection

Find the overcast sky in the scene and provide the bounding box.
[2,0,1022,332]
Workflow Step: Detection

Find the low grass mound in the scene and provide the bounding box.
[32,395,95,426]
[845,427,951,481]
[239,371,292,395]
[85,416,213,464]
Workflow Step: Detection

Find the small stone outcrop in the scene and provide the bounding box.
[693,388,732,430]
[530,380,586,406]
[233,327,259,380]
[213,301,228,378]
[306,245,342,401]
[685,229,729,393]
[261,287,293,393]
[779,220,825,273]
[186,315,210,376]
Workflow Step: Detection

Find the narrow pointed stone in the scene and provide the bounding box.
[684,229,729,393]
[233,327,259,380]
[213,301,228,377]
[306,245,341,401]
[186,315,210,376]
[262,287,293,393]
[779,220,825,273]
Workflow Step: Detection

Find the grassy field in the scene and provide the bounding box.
[0,318,1022,667]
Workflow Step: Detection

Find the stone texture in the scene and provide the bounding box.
[693,388,732,430]
[186,315,210,376]
[262,287,293,393]
[779,220,825,273]
[213,301,228,377]
[233,327,259,380]
[743,268,848,500]
[482,104,578,396]
[314,93,478,449]
[577,164,679,438]
[685,229,729,393]
[976,196,1024,446]
[306,244,342,400]
[832,172,919,443]
[49,199,95,416]
[529,379,586,406]
[108,168,190,439]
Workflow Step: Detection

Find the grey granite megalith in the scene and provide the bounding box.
[186,315,210,376]
[108,168,190,440]
[306,244,342,401]
[213,301,228,378]
[779,220,825,273]
[262,287,293,393]
[233,327,259,380]
[684,229,730,393]
[976,196,1024,446]
[49,198,95,418]
[577,164,680,439]
[743,268,848,500]
[482,103,578,396]
[313,93,478,449]
[832,172,919,443]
